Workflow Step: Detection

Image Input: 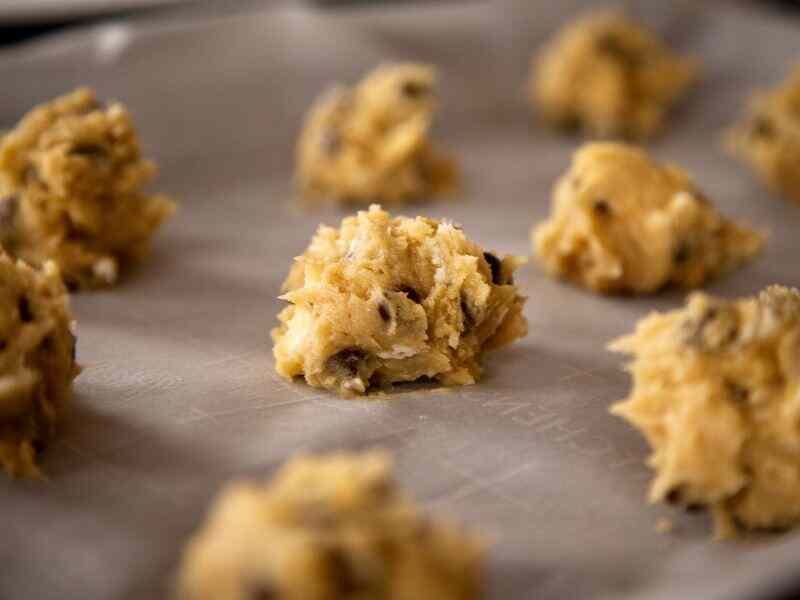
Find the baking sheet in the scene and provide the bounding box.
[1,1,800,598]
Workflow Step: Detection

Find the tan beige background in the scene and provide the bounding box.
[0,1,799,598]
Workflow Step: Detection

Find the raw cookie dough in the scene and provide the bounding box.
[0,253,78,478]
[0,87,176,289]
[177,451,483,600]
[296,63,457,205]
[532,143,764,294]
[529,11,697,139]
[610,286,800,539]
[727,66,800,204]
[272,205,527,396]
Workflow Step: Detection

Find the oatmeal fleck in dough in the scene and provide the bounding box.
[273,205,527,396]
[727,67,800,204]
[177,452,483,600]
[533,143,763,294]
[0,88,176,289]
[0,253,78,478]
[530,11,697,139]
[611,286,800,539]
[296,63,457,205]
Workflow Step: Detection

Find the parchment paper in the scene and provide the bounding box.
[1,1,799,598]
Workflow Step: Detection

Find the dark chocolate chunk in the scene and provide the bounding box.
[31,438,46,456]
[39,336,54,351]
[0,340,6,351]
[246,580,280,600]
[593,200,612,217]
[325,547,364,595]
[397,285,421,304]
[673,242,691,264]
[400,80,429,99]
[460,295,475,333]
[69,144,108,158]
[378,301,391,323]
[726,380,749,403]
[18,297,33,323]
[483,252,503,285]
[751,117,775,139]
[665,486,684,505]
[326,348,366,378]
[0,195,18,228]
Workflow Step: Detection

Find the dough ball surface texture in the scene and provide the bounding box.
[0,253,78,478]
[533,143,763,294]
[177,451,483,600]
[296,63,457,205]
[273,205,527,396]
[530,11,697,139]
[611,286,800,538]
[727,66,800,204]
[0,87,175,289]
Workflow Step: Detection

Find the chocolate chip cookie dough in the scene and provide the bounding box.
[0,88,176,290]
[296,63,457,205]
[727,66,800,204]
[529,11,697,139]
[533,143,764,294]
[177,452,483,600]
[0,254,78,478]
[610,286,800,539]
[273,205,527,396]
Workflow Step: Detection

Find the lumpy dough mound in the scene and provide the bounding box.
[295,63,457,205]
[533,143,763,294]
[0,253,79,478]
[529,10,697,139]
[272,205,527,396]
[727,66,800,204]
[177,451,483,600]
[610,286,800,538]
[0,87,176,290]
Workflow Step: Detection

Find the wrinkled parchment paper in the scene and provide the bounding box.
[0,1,799,598]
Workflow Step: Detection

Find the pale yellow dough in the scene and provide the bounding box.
[727,66,800,204]
[296,63,457,205]
[533,143,763,294]
[0,253,79,478]
[177,452,483,600]
[273,205,527,396]
[0,88,175,289]
[611,286,800,539]
[530,11,697,139]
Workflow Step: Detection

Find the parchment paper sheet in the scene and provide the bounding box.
[0,1,799,598]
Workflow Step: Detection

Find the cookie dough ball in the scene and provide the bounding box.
[0,87,176,290]
[529,11,697,139]
[0,254,78,478]
[273,205,527,396]
[296,63,457,205]
[727,67,800,204]
[532,143,763,294]
[177,452,483,600]
[610,286,800,539]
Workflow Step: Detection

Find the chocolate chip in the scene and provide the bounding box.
[726,380,749,403]
[246,580,280,600]
[39,336,54,351]
[400,80,429,98]
[483,252,503,285]
[665,486,683,505]
[0,195,18,228]
[320,128,341,156]
[460,295,475,333]
[65,279,79,293]
[673,242,691,264]
[18,297,33,323]
[69,144,108,157]
[325,547,363,595]
[325,348,366,378]
[751,117,775,139]
[31,438,46,456]
[397,285,421,304]
[0,340,6,351]
[378,301,391,323]
[593,200,612,217]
